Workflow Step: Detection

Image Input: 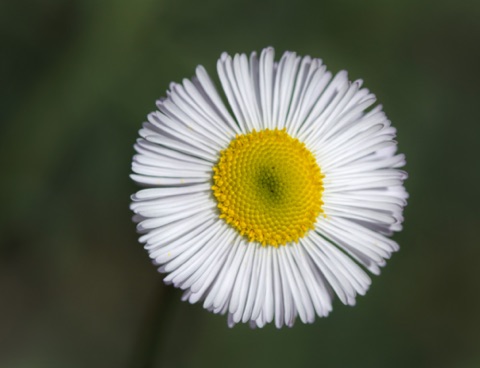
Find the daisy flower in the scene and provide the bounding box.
[130,47,408,328]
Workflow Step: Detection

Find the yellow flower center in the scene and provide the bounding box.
[211,129,324,247]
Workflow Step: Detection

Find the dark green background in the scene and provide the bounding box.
[2,0,479,367]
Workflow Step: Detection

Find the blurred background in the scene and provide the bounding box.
[1,0,480,367]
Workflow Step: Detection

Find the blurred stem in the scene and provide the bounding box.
[131,282,176,368]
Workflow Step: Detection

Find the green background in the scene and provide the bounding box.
[2,0,479,367]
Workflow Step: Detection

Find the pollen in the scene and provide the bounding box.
[212,128,324,247]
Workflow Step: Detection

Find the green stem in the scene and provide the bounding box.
[131,282,176,368]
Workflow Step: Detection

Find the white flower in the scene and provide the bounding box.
[131,47,408,328]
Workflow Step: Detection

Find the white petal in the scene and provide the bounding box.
[272,248,285,329]
[282,246,316,323]
[272,51,301,129]
[259,47,276,129]
[202,237,245,310]
[229,242,256,320]
[241,245,263,323]
[144,130,218,162]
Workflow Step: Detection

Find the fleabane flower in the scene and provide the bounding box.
[130,47,408,328]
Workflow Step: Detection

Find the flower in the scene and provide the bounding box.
[130,47,408,328]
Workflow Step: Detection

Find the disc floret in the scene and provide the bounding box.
[212,129,324,247]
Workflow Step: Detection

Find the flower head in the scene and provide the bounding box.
[131,47,408,328]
